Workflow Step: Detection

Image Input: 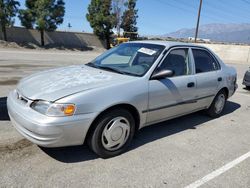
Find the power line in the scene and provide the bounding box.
[215,0,250,16]
[173,0,198,10]
[173,0,250,23]
[156,0,241,24]
[157,0,250,24]
[156,0,196,16]
[153,0,250,39]
[203,0,250,22]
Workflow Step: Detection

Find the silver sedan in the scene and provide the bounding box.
[7,41,237,158]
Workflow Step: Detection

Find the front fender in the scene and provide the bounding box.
[56,78,149,128]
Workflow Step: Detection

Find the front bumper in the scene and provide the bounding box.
[7,90,97,147]
[243,71,250,86]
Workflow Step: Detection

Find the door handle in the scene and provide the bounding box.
[187,82,195,88]
[218,77,222,82]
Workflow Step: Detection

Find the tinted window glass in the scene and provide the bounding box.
[192,49,219,73]
[159,49,191,77]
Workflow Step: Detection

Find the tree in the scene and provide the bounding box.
[112,0,125,37]
[19,0,65,46]
[0,0,20,41]
[121,0,138,37]
[86,0,115,49]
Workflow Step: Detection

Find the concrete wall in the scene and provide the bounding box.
[200,43,250,65]
[0,26,105,48]
[1,27,250,65]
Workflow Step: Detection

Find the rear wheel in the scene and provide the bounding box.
[206,90,227,118]
[88,109,135,158]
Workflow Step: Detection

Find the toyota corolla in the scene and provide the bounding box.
[7,41,237,158]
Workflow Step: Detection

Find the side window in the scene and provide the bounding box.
[192,49,219,73]
[159,48,191,77]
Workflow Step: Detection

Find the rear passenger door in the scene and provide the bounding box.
[191,48,221,108]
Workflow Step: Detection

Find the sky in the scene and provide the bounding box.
[15,0,250,36]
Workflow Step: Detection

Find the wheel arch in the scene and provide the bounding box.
[85,103,141,144]
[219,87,229,99]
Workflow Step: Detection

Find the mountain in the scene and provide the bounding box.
[164,23,250,44]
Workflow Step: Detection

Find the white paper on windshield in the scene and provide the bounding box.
[138,48,156,55]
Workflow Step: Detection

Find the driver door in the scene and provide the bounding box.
[146,48,198,124]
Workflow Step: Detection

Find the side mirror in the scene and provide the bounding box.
[151,69,174,80]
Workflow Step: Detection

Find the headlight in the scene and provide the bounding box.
[31,101,76,117]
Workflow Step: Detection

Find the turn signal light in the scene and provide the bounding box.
[63,105,76,116]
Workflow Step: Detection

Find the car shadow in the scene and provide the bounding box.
[130,101,240,150]
[41,101,240,163]
[0,97,10,121]
[39,145,98,163]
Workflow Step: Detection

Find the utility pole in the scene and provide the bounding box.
[195,0,203,43]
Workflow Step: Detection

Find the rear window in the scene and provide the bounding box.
[192,49,219,73]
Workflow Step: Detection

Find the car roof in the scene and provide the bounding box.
[129,40,206,49]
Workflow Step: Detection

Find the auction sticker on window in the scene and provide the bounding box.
[138,48,157,55]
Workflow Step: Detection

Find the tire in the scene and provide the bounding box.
[206,90,227,118]
[87,109,135,158]
[246,86,250,90]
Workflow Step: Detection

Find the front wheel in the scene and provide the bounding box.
[206,90,227,118]
[87,109,135,158]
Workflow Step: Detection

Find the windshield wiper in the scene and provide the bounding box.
[86,63,139,76]
[86,62,124,74]
[120,71,140,77]
[98,66,125,75]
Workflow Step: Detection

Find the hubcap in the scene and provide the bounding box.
[101,117,130,151]
[215,94,226,114]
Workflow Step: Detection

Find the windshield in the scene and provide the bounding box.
[87,43,165,76]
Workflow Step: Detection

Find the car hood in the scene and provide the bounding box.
[17,65,136,101]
